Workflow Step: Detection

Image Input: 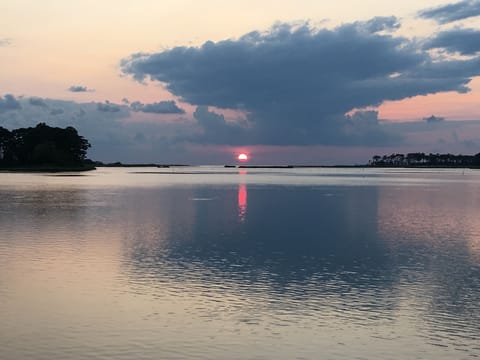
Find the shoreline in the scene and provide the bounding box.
[3,164,479,173]
[225,164,480,169]
[0,165,96,173]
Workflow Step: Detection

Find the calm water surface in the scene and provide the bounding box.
[1,167,479,359]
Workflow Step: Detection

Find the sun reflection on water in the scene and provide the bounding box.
[238,170,247,222]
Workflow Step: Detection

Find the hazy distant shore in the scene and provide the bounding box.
[93,163,480,169]
[227,164,480,169]
[0,164,96,172]
[3,163,478,173]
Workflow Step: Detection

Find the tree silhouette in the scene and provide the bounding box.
[369,151,480,167]
[0,123,91,168]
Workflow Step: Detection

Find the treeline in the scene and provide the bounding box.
[0,123,91,168]
[369,152,480,167]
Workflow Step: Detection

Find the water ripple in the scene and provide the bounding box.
[1,169,480,359]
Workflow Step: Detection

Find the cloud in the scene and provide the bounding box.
[28,97,66,116]
[0,38,11,47]
[130,100,185,114]
[121,20,480,146]
[357,16,401,33]
[0,94,21,112]
[122,20,428,114]
[2,95,480,164]
[0,96,197,163]
[192,106,249,144]
[424,28,480,55]
[68,85,94,92]
[418,0,480,24]
[28,97,48,107]
[189,105,398,146]
[50,108,64,115]
[97,101,121,112]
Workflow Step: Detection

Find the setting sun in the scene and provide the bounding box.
[237,153,248,161]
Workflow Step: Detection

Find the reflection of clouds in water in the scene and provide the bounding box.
[0,188,91,233]
[122,187,404,347]
[2,171,480,359]
[124,186,399,301]
[0,187,124,299]
[377,184,480,261]
[376,184,480,346]
[468,222,480,262]
[119,183,480,353]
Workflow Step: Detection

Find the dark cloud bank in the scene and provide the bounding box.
[121,16,480,146]
[29,97,48,107]
[130,100,185,114]
[97,101,121,113]
[0,95,196,163]
[425,28,480,55]
[419,0,480,24]
[0,94,21,112]
[2,93,480,164]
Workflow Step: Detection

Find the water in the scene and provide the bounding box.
[1,167,479,359]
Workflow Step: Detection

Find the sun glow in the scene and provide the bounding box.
[237,153,248,161]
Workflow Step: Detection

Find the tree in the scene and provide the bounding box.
[0,127,13,164]
[369,151,480,168]
[0,123,91,167]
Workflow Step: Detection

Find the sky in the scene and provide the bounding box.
[1,0,480,164]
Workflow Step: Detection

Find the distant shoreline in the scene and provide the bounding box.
[94,162,188,168]
[95,163,480,169]
[3,164,479,173]
[0,164,96,173]
[227,164,480,169]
